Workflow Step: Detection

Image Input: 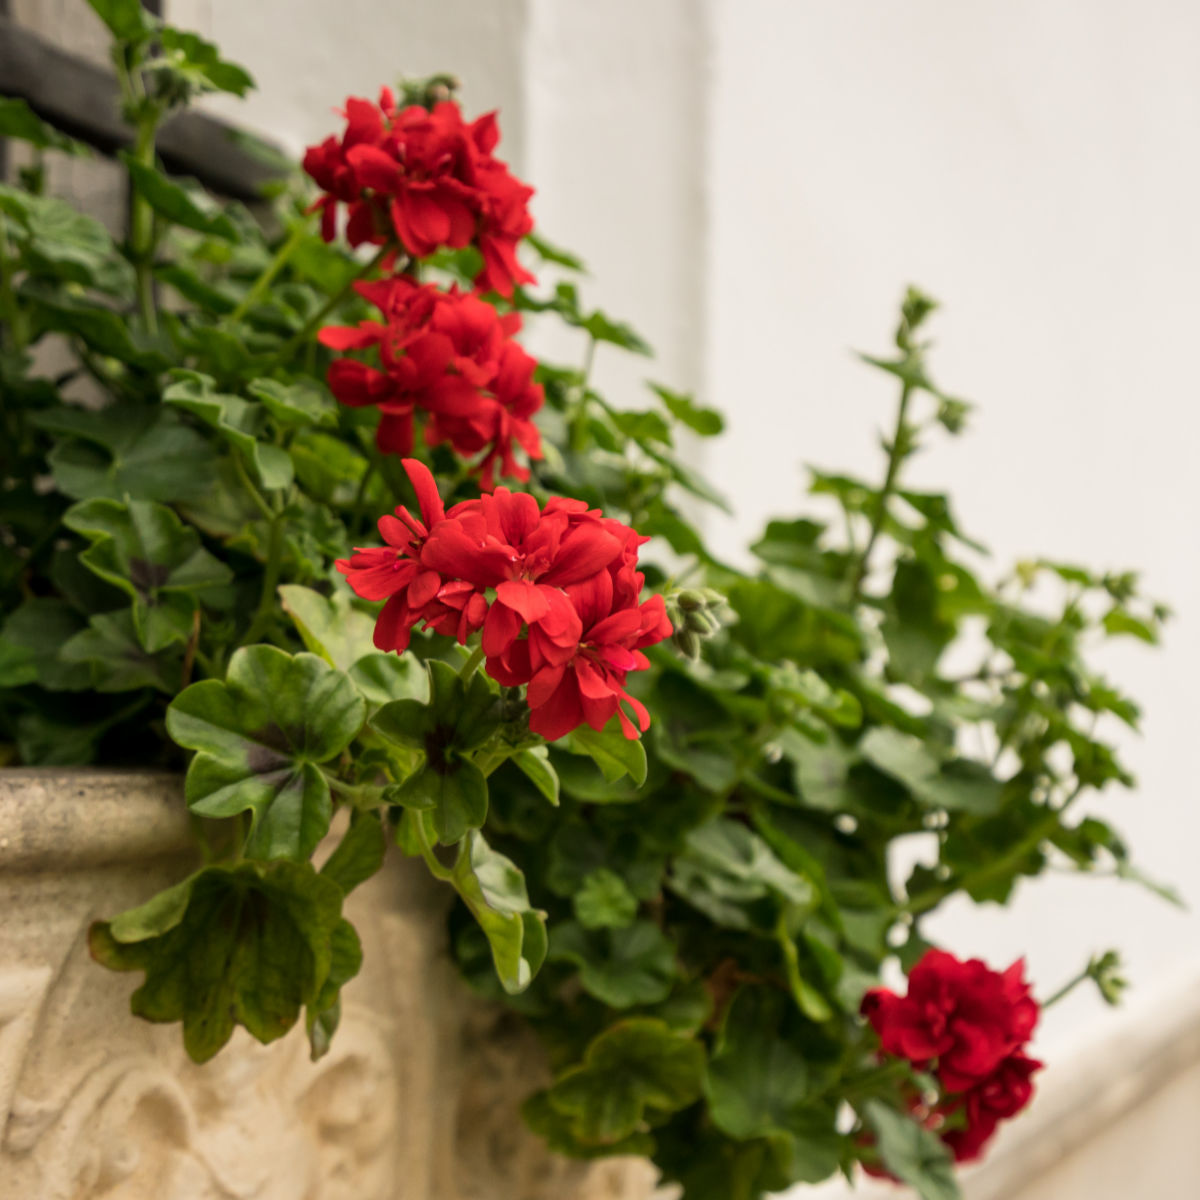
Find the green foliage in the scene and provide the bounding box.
[0,16,1170,1200]
[89,859,351,1062]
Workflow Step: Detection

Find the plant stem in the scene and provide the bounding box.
[904,784,1085,916]
[850,381,912,601]
[413,811,454,882]
[243,509,286,644]
[459,643,486,679]
[277,243,393,362]
[569,336,598,453]
[126,105,161,336]
[0,215,26,353]
[228,220,309,324]
[1041,965,1091,1010]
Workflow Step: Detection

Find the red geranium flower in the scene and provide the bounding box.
[319,277,543,486]
[302,90,535,296]
[941,1052,1042,1163]
[861,949,1039,1092]
[336,463,671,741]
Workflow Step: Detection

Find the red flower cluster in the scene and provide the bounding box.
[302,89,535,296]
[337,459,672,741]
[319,277,543,489]
[862,949,1042,1164]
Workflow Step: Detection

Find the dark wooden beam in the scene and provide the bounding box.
[0,17,285,201]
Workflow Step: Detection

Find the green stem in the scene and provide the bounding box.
[277,243,394,362]
[229,221,309,324]
[243,509,286,645]
[569,336,598,453]
[413,811,455,882]
[0,215,26,353]
[126,107,161,336]
[850,382,913,601]
[904,784,1085,916]
[232,451,276,523]
[1041,965,1091,1010]
[459,643,486,679]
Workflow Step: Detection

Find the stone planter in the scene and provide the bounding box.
[0,769,657,1200]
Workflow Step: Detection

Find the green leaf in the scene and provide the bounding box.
[651,383,724,436]
[279,584,377,672]
[0,598,92,690]
[247,377,338,429]
[862,1101,961,1200]
[512,745,559,805]
[0,185,129,295]
[526,231,586,272]
[22,283,167,368]
[89,860,345,1063]
[1102,607,1159,644]
[64,497,233,651]
[0,99,90,156]
[164,371,293,490]
[35,404,216,503]
[347,652,429,710]
[859,727,1003,815]
[392,758,489,844]
[166,646,365,860]
[564,720,648,786]
[705,987,840,1171]
[545,1019,705,1143]
[549,920,676,1007]
[158,26,256,97]
[319,811,386,897]
[574,868,639,930]
[61,609,180,693]
[306,918,362,1060]
[121,156,238,240]
[86,0,156,41]
[451,831,546,994]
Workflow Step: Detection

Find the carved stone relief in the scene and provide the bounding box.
[0,770,658,1200]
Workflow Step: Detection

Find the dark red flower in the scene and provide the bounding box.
[336,458,486,652]
[861,949,1039,1092]
[303,92,535,296]
[318,277,543,485]
[339,465,670,741]
[941,1053,1042,1162]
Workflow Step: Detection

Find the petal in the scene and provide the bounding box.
[495,579,551,623]
[401,458,446,527]
[482,600,522,657]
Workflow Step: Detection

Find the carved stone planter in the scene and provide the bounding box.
[0,769,657,1200]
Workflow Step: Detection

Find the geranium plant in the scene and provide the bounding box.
[0,4,1174,1197]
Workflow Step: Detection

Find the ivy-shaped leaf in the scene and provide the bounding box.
[61,609,181,693]
[543,1018,705,1143]
[164,371,294,490]
[248,378,338,429]
[166,646,365,860]
[452,830,547,994]
[705,986,842,1184]
[373,660,500,843]
[859,727,1002,815]
[862,1101,961,1200]
[549,919,676,1007]
[563,719,648,786]
[89,859,347,1063]
[64,497,233,651]
[279,583,377,672]
[34,404,216,503]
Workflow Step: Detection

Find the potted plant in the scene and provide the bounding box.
[0,4,1171,1198]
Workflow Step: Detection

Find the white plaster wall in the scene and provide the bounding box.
[167,0,531,166]
[706,0,1200,1074]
